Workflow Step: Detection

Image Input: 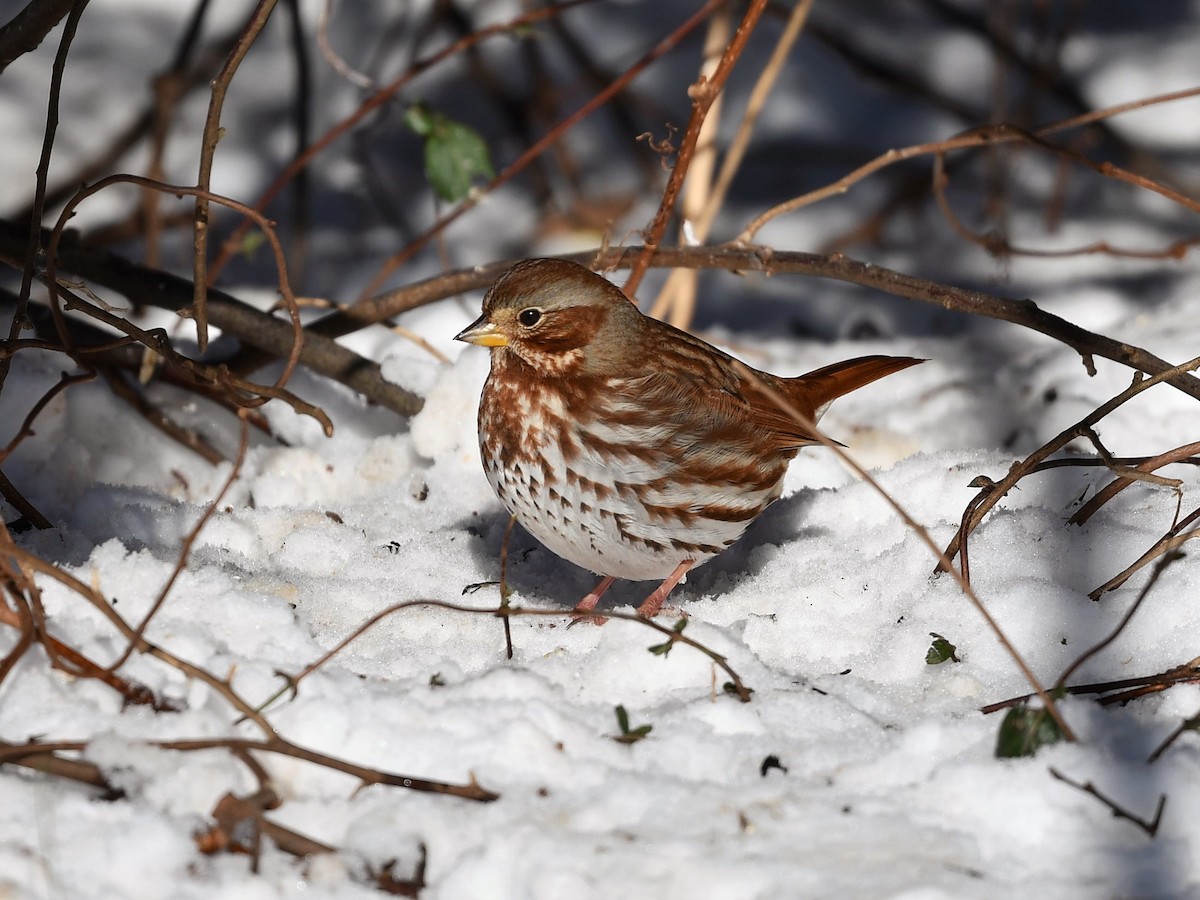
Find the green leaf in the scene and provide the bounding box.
[402,103,435,136]
[615,725,652,745]
[239,230,265,261]
[403,104,496,201]
[925,632,960,665]
[995,705,1064,758]
[425,121,494,202]
[613,705,652,744]
[647,640,673,656]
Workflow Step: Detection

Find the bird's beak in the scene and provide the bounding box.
[455,315,508,347]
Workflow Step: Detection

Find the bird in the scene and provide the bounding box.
[455,258,922,618]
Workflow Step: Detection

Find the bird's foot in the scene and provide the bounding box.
[568,575,615,626]
[634,560,695,618]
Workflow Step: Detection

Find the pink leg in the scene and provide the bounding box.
[636,559,695,618]
[574,575,616,613]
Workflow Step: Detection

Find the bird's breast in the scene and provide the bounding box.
[477,371,792,581]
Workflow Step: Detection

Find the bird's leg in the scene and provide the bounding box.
[574,575,616,613]
[636,559,695,618]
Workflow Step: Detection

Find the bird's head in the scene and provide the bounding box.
[455,259,643,376]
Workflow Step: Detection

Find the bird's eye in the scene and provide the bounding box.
[518,308,542,327]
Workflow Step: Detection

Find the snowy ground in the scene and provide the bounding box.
[3,2,1200,899]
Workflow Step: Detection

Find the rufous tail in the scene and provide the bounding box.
[791,355,924,419]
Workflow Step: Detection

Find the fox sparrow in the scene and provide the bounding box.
[456,258,921,617]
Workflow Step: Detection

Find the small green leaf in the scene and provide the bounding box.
[672,616,688,633]
[925,632,960,665]
[615,725,652,744]
[648,640,673,656]
[995,705,1064,758]
[613,705,652,744]
[403,104,496,201]
[425,120,494,202]
[239,230,265,261]
[403,104,435,136]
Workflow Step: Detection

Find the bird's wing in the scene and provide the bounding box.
[609,363,820,454]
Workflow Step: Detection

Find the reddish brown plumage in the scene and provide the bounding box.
[456,258,922,616]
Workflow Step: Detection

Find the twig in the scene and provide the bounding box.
[1149,682,1200,763]
[317,0,373,88]
[201,791,336,861]
[982,660,1200,714]
[0,370,94,463]
[1048,768,1165,838]
[647,5,732,328]
[0,467,52,530]
[280,0,312,282]
[953,481,996,586]
[1056,550,1185,691]
[498,514,517,660]
[192,0,279,352]
[0,570,36,686]
[696,0,813,241]
[0,737,498,802]
[739,85,1200,241]
[255,599,755,707]
[623,0,768,298]
[98,367,226,465]
[1068,439,1199,527]
[108,414,250,671]
[3,0,89,396]
[649,0,814,327]
[933,151,1200,261]
[0,740,118,794]
[1089,511,1200,601]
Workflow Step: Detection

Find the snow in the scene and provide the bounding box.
[3,2,1200,899]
